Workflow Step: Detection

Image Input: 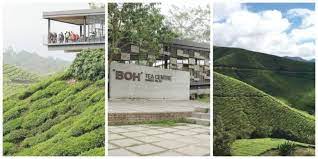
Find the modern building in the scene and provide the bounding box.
[43,8,105,52]
[112,39,210,97]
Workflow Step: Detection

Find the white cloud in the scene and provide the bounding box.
[214,3,315,60]
[213,2,242,22]
[287,8,315,28]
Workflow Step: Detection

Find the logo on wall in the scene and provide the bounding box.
[113,69,172,83]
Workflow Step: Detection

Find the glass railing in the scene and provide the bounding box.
[43,34,105,45]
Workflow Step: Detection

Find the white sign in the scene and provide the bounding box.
[110,62,190,100]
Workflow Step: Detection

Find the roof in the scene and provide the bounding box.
[43,8,105,25]
[171,39,210,52]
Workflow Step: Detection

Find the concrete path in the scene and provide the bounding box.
[108,123,210,156]
[109,99,209,113]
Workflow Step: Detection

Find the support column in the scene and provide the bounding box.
[83,17,86,42]
[48,19,51,34]
[80,25,82,36]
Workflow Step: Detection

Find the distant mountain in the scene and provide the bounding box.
[283,56,307,62]
[284,56,314,63]
[308,58,315,63]
[3,48,71,75]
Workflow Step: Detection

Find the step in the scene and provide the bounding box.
[194,107,210,113]
[192,112,210,119]
[186,117,210,126]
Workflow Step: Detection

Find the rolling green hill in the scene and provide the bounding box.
[214,46,315,114]
[3,49,105,156]
[213,72,315,146]
[3,64,40,98]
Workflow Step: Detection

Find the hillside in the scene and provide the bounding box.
[4,48,71,75]
[214,46,315,114]
[3,49,105,156]
[3,64,40,98]
[213,72,315,146]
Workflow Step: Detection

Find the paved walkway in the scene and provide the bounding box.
[108,123,210,156]
[109,99,209,113]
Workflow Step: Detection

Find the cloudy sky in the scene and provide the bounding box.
[214,2,315,60]
[3,1,99,61]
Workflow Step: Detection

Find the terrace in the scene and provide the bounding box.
[43,8,105,52]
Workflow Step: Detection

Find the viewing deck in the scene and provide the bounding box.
[43,8,105,52]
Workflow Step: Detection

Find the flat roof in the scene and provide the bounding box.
[172,39,210,51]
[43,8,105,25]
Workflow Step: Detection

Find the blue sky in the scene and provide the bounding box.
[245,3,315,32]
[214,2,316,59]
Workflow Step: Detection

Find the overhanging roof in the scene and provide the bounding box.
[43,8,105,25]
[171,39,210,52]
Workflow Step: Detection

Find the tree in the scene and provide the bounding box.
[88,2,105,9]
[108,3,176,66]
[164,4,210,43]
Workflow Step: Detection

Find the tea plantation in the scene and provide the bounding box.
[3,49,105,156]
[3,64,40,98]
[214,46,315,114]
[213,72,315,155]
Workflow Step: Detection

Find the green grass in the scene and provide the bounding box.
[213,72,315,145]
[197,94,210,103]
[214,46,315,114]
[231,138,313,156]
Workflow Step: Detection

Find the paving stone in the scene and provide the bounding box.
[157,127,179,132]
[154,133,183,139]
[175,145,210,156]
[141,129,165,135]
[110,138,143,147]
[126,144,166,155]
[189,128,209,133]
[109,148,138,156]
[121,131,147,138]
[108,144,119,150]
[193,134,210,140]
[152,140,188,149]
[173,130,198,136]
[109,127,130,133]
[157,150,184,156]
[126,126,149,131]
[135,136,162,143]
[173,126,194,130]
[109,133,126,140]
[174,136,202,144]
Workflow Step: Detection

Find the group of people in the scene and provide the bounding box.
[48,31,80,44]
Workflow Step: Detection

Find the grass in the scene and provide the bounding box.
[197,94,210,103]
[231,138,313,156]
[3,64,41,98]
[214,46,315,114]
[213,72,315,145]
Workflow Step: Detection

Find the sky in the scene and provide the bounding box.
[214,2,315,60]
[3,1,97,61]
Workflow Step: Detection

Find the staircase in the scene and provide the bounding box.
[186,107,210,126]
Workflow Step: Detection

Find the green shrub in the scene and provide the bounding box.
[4,129,29,143]
[278,141,296,156]
[68,49,105,81]
[3,142,18,155]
